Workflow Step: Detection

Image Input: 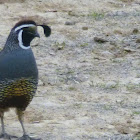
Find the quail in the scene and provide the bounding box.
[0,20,51,140]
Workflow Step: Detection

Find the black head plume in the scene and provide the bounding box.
[38,25,51,37]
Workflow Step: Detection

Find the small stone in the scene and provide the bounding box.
[58,45,64,50]
[38,80,44,86]
[127,120,132,124]
[101,51,114,57]
[132,28,139,34]
[33,121,40,123]
[114,30,123,35]
[82,27,88,30]
[94,37,108,43]
[132,78,140,85]
[136,39,140,43]
[114,11,128,17]
[65,21,76,25]
[124,47,135,53]
[106,81,117,89]
[117,126,130,134]
[49,51,55,56]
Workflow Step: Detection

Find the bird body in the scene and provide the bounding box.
[0,25,38,111]
[0,20,51,140]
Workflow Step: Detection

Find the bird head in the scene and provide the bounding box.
[6,20,51,50]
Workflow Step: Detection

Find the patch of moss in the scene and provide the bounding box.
[88,12,104,20]
[133,111,140,115]
[80,43,88,47]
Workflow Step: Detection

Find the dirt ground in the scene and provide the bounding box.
[0,0,140,140]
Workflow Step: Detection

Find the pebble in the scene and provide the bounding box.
[136,38,140,43]
[117,126,130,134]
[127,120,132,124]
[58,45,64,50]
[94,37,108,43]
[65,21,76,25]
[124,47,135,53]
[38,80,44,86]
[107,11,128,17]
[101,51,114,57]
[106,81,117,89]
[132,28,139,34]
[82,27,88,30]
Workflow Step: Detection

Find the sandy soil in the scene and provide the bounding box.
[0,0,140,139]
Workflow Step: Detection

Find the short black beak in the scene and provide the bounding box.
[34,32,40,38]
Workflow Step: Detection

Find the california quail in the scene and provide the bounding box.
[0,20,51,140]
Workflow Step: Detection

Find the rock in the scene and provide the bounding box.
[117,126,130,134]
[94,37,108,43]
[101,51,114,57]
[58,45,64,50]
[131,78,140,85]
[136,39,140,43]
[132,28,139,34]
[65,21,76,25]
[107,11,128,17]
[57,42,65,50]
[0,0,25,3]
[114,30,123,35]
[82,27,88,30]
[124,47,136,53]
[127,120,132,124]
[106,81,118,89]
[38,80,44,86]
[49,51,56,56]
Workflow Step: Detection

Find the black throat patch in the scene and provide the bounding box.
[22,30,35,47]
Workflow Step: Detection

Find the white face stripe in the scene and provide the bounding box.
[15,24,35,32]
[18,30,30,50]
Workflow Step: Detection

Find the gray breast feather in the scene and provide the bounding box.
[0,49,38,80]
